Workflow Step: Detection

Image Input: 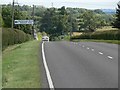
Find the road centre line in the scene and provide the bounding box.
[99,52,103,55]
[72,43,114,60]
[91,49,94,51]
[82,45,85,47]
[42,42,55,89]
[107,56,113,59]
[87,47,90,49]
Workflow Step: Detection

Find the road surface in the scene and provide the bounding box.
[41,41,118,88]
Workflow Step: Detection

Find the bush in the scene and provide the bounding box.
[2,28,33,50]
[71,30,120,40]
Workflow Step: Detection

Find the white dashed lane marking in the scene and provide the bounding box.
[82,45,85,47]
[87,47,90,50]
[72,43,114,60]
[107,56,113,59]
[99,52,103,55]
[91,49,94,51]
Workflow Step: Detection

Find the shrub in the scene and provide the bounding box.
[2,28,33,50]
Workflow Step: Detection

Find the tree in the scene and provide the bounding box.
[2,4,32,34]
[40,7,70,40]
[113,3,120,29]
[0,13,4,27]
[94,9,105,14]
[2,5,12,27]
[78,10,106,32]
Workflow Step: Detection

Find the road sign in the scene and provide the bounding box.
[14,20,34,25]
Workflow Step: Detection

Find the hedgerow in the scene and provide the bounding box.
[2,28,33,50]
[71,30,120,40]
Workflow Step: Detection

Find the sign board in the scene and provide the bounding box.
[14,20,34,25]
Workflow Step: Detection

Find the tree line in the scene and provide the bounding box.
[1,4,119,40]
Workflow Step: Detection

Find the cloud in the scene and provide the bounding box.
[1,0,119,9]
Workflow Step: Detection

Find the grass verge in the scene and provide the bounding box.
[2,40,41,88]
[72,39,120,44]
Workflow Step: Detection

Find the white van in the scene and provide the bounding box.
[42,36,49,42]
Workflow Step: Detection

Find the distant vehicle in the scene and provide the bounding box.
[42,36,49,42]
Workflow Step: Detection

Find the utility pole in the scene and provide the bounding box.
[32,5,35,38]
[70,13,73,41]
[51,2,53,8]
[11,0,15,30]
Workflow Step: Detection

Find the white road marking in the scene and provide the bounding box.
[87,47,89,50]
[99,52,103,55]
[82,45,85,47]
[42,42,55,89]
[91,49,94,51]
[107,56,113,59]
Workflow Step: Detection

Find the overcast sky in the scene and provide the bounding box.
[1,0,120,9]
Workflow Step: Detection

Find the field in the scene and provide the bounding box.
[96,26,118,31]
[71,26,119,44]
[72,32,82,36]
[2,40,41,88]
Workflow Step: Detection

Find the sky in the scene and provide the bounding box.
[1,0,120,9]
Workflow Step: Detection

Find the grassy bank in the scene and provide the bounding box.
[72,39,120,44]
[2,40,41,88]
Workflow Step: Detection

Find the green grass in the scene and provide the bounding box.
[72,39,120,44]
[2,40,41,88]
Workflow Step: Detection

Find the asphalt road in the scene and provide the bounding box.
[43,41,118,88]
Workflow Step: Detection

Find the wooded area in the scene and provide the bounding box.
[1,4,120,40]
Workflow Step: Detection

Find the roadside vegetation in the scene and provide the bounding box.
[71,4,120,44]
[71,26,119,44]
[2,40,41,88]
[1,1,120,89]
[2,28,33,50]
[1,4,117,41]
[71,29,119,40]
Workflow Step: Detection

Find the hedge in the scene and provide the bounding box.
[71,30,120,40]
[2,28,33,50]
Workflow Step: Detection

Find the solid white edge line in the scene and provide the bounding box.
[42,42,55,89]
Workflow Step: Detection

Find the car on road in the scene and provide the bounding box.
[42,36,49,42]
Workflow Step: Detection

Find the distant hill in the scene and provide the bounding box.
[101,9,116,14]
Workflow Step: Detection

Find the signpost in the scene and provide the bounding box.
[14,20,34,25]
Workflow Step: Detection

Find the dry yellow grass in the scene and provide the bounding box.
[96,26,118,31]
[72,32,82,36]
